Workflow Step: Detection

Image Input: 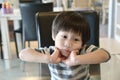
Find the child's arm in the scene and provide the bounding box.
[19,48,62,64]
[62,48,110,66]
[76,48,110,64]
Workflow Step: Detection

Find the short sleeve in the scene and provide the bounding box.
[85,45,111,62]
[35,46,55,55]
[85,45,99,53]
[35,47,51,55]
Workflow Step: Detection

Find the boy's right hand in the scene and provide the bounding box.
[49,47,62,64]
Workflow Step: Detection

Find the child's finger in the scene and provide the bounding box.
[51,47,59,56]
[50,47,62,63]
[71,50,79,55]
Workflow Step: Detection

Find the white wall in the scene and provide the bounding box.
[11,0,19,8]
[0,0,3,3]
[72,0,91,9]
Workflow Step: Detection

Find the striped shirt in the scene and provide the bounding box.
[35,45,108,80]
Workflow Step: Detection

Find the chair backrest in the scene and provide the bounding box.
[36,10,99,47]
[36,10,100,77]
[19,0,42,3]
[20,2,53,48]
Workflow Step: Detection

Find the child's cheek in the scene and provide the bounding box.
[60,50,71,58]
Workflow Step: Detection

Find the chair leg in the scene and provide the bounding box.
[21,40,26,72]
[0,45,3,59]
[28,41,30,47]
[14,32,19,58]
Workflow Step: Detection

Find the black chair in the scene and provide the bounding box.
[14,3,53,58]
[19,2,53,73]
[36,11,100,78]
[14,0,44,58]
[36,11,99,48]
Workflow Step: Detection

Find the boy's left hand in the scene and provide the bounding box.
[62,50,79,66]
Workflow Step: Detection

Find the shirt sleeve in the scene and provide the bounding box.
[35,47,50,55]
[85,45,99,53]
[99,48,111,62]
[35,46,55,55]
[85,45,111,62]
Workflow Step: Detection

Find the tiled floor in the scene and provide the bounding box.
[1,23,119,80]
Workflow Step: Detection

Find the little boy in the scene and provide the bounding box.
[19,12,110,80]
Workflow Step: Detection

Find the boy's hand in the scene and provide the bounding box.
[62,50,79,66]
[49,47,62,64]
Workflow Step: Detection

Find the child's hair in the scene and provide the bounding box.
[52,11,90,45]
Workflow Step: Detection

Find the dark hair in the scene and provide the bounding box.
[52,11,90,45]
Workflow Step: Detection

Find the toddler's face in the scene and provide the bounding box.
[53,30,82,58]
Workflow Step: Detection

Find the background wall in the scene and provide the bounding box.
[0,0,3,3]
[3,0,19,8]
[72,0,91,9]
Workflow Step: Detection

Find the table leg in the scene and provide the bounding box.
[0,17,12,69]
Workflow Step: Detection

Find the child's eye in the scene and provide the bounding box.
[74,38,79,41]
[61,35,67,39]
[63,35,67,39]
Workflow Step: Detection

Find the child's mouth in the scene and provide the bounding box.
[60,49,71,58]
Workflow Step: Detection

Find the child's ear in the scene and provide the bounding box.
[52,35,55,41]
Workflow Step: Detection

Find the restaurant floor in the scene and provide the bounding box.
[0,23,108,80]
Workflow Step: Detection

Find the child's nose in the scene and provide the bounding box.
[64,40,72,48]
